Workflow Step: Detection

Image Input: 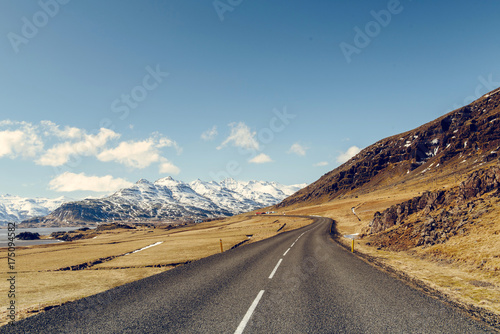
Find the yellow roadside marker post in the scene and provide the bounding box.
[351,238,354,253]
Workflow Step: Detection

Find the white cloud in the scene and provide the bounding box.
[217,122,259,151]
[0,129,42,158]
[49,172,132,192]
[201,126,218,141]
[159,158,180,175]
[152,132,182,154]
[97,135,180,170]
[98,140,159,169]
[249,153,273,164]
[314,161,329,167]
[0,120,14,126]
[40,120,83,139]
[288,142,308,156]
[0,120,181,174]
[37,128,120,166]
[337,146,361,163]
[0,122,43,158]
[0,130,26,157]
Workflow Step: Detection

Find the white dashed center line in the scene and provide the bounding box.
[268,259,283,279]
[234,290,265,334]
[234,229,313,333]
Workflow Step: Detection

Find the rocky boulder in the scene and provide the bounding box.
[16,232,40,240]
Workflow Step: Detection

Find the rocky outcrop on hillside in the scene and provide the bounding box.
[369,190,447,234]
[457,164,500,200]
[278,87,500,207]
[367,163,500,250]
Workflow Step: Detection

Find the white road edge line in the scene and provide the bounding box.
[283,248,290,256]
[234,290,265,334]
[291,242,296,247]
[268,259,283,279]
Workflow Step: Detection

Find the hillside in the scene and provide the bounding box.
[366,163,500,250]
[275,87,500,322]
[19,177,306,227]
[278,87,500,207]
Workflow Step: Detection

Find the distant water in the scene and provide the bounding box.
[0,227,85,248]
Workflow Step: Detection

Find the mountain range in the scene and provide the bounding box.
[18,178,306,227]
[0,195,72,225]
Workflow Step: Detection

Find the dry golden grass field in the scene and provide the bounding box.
[0,215,313,326]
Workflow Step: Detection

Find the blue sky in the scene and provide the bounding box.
[1,0,499,199]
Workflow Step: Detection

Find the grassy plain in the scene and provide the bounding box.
[0,215,312,326]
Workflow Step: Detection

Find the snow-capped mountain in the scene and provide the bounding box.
[0,195,72,224]
[220,179,305,207]
[19,177,306,227]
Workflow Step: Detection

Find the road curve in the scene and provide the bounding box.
[1,217,494,333]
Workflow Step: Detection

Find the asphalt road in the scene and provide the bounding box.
[2,217,495,333]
